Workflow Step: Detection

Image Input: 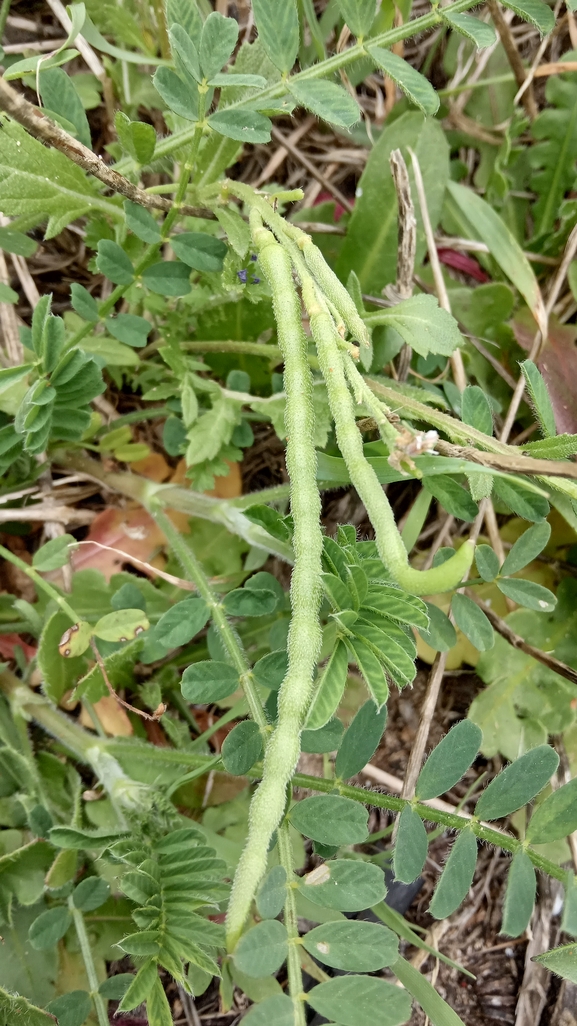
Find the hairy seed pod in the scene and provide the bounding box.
[226,219,323,951]
[305,279,474,595]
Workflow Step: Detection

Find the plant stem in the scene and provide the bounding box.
[0,544,77,623]
[225,217,323,951]
[278,821,306,1026]
[68,897,109,1026]
[151,509,268,733]
[114,0,483,174]
[0,0,11,40]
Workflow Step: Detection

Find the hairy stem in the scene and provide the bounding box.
[278,822,306,1026]
[68,897,109,1026]
[0,543,77,623]
[225,218,323,950]
[151,509,268,733]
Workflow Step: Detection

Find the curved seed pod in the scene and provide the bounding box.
[305,279,474,595]
[226,216,323,950]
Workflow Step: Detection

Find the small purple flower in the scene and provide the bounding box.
[251,276,261,284]
[237,269,248,283]
[250,254,257,262]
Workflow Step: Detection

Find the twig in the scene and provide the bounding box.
[400,651,447,800]
[487,0,538,119]
[408,148,467,391]
[468,594,577,687]
[434,438,577,480]
[0,504,95,524]
[74,540,197,589]
[89,638,166,722]
[0,77,215,219]
[387,149,416,383]
[270,125,354,213]
[0,247,22,365]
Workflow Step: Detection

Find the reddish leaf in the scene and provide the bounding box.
[0,633,37,661]
[437,248,490,283]
[71,506,166,581]
[513,312,577,434]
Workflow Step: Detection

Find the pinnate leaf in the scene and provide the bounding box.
[452,594,494,651]
[429,829,477,919]
[221,720,263,775]
[93,608,149,642]
[303,920,398,972]
[208,109,272,143]
[306,975,412,1026]
[299,858,386,911]
[419,603,457,652]
[290,794,368,846]
[416,720,482,800]
[199,11,238,79]
[242,995,294,1026]
[501,522,551,577]
[335,699,387,780]
[461,385,493,435]
[394,806,428,884]
[533,944,577,983]
[29,906,72,949]
[233,919,288,978]
[336,0,377,36]
[305,640,349,729]
[181,660,239,702]
[526,777,577,844]
[441,11,497,48]
[368,46,439,115]
[521,360,556,437]
[501,851,536,937]
[256,865,287,920]
[476,745,559,820]
[251,0,299,73]
[497,577,556,612]
[501,0,555,32]
[171,232,227,272]
[288,80,360,128]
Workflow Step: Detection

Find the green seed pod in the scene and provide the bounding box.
[226,217,323,951]
[306,281,474,595]
[297,235,371,353]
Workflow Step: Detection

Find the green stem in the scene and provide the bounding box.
[0,544,77,623]
[0,682,565,886]
[225,217,323,951]
[278,821,306,1026]
[303,285,474,594]
[68,897,109,1026]
[113,0,483,174]
[343,355,400,448]
[151,509,268,733]
[0,0,11,40]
